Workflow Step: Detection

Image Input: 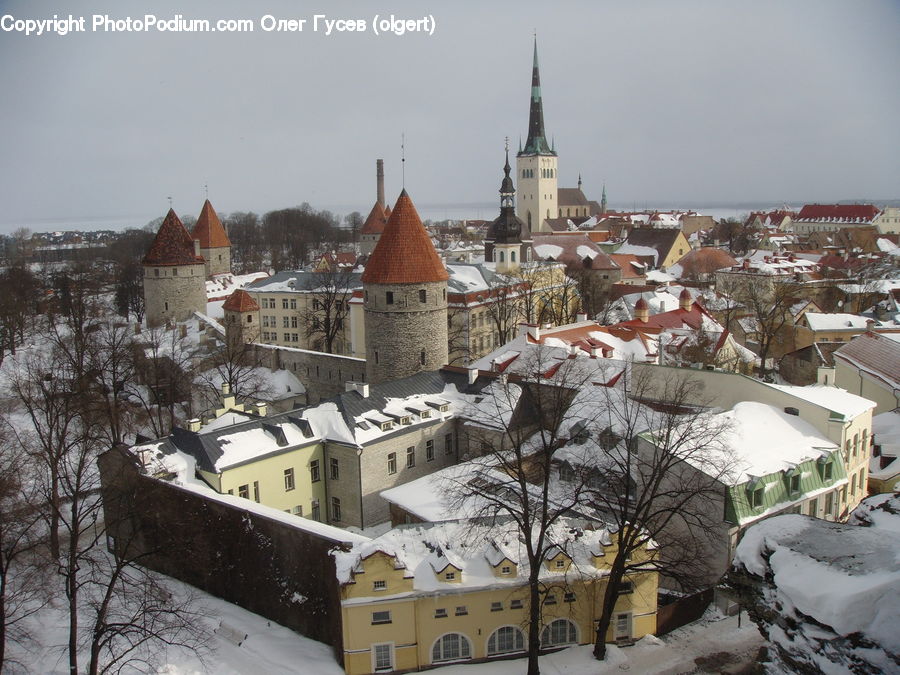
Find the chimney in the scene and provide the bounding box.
[376,159,385,207]
[187,418,202,433]
[255,402,267,417]
[576,311,588,322]
[179,324,187,338]
[518,323,541,340]
[865,319,876,333]
[467,367,478,385]
[222,382,231,396]
[194,239,201,257]
[742,258,750,270]
[345,381,370,398]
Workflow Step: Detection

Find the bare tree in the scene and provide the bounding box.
[443,352,597,675]
[736,280,798,379]
[568,366,732,659]
[193,333,272,414]
[299,267,356,354]
[0,424,46,670]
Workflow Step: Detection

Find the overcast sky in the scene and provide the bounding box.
[1,0,898,232]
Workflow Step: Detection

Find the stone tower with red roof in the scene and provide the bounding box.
[142,209,208,326]
[361,189,449,384]
[191,199,232,276]
[223,289,260,347]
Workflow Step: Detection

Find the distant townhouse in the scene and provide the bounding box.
[792,204,881,235]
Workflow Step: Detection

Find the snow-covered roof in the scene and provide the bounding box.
[804,313,872,332]
[762,383,875,420]
[332,519,617,590]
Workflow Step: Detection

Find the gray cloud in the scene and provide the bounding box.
[1,0,898,232]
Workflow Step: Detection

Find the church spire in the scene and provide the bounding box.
[601,183,608,215]
[521,38,555,156]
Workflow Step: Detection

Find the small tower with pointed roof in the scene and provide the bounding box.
[223,289,260,347]
[491,144,525,275]
[600,184,608,216]
[361,190,449,384]
[516,38,557,233]
[192,199,232,277]
[360,159,390,257]
[142,209,207,326]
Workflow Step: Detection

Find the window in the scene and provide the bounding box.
[434,608,447,618]
[291,316,298,328]
[542,618,577,646]
[310,460,320,482]
[331,497,341,522]
[750,487,764,508]
[419,289,426,303]
[373,643,393,671]
[426,440,434,462]
[420,350,426,365]
[283,316,290,328]
[406,447,415,468]
[617,581,634,595]
[432,633,471,663]
[238,484,249,499]
[311,500,320,521]
[253,481,259,502]
[372,610,391,624]
[284,468,295,491]
[487,626,525,655]
[445,433,453,455]
[290,298,297,310]
[823,462,833,481]
[559,463,575,482]
[330,458,340,480]
[824,491,834,516]
[490,601,503,612]
[555,559,565,569]
[455,606,468,616]
[292,505,302,516]
[386,291,394,305]
[154,268,160,277]
[387,453,397,475]
[859,467,866,493]
[564,591,576,603]
[373,580,386,591]
[544,594,557,605]
[501,565,511,575]
[789,473,801,494]
[808,498,817,516]
[282,298,289,309]
[510,599,523,609]
[851,474,857,496]
[444,571,455,580]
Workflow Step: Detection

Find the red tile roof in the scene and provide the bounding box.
[676,247,738,277]
[361,201,388,235]
[618,302,710,330]
[608,253,646,279]
[222,289,260,312]
[361,190,449,285]
[796,204,880,223]
[142,209,205,266]
[192,199,231,248]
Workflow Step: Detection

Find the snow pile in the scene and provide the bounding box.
[730,510,900,673]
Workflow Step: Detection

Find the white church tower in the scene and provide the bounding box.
[516,39,557,233]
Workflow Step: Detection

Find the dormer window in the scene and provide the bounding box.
[555,559,565,569]
[444,571,455,581]
[380,421,393,432]
[501,565,511,575]
[400,416,411,426]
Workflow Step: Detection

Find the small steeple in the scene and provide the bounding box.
[500,138,515,208]
[491,141,524,247]
[578,174,582,190]
[601,183,608,215]
[521,38,555,157]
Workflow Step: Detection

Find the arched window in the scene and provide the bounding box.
[487,626,525,655]
[499,251,505,262]
[432,633,472,663]
[542,618,578,647]
[511,251,516,262]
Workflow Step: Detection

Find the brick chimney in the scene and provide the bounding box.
[376,159,385,207]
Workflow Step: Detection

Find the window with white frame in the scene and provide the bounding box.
[431,633,471,663]
[542,618,577,646]
[487,626,525,655]
[371,610,391,624]
[373,643,393,671]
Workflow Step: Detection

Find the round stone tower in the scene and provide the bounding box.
[142,208,207,326]
[361,189,449,385]
[223,289,260,348]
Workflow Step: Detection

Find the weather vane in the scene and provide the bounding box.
[204,184,208,200]
[401,133,406,188]
[167,196,173,208]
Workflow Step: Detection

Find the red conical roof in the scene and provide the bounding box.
[383,204,392,218]
[361,190,448,284]
[360,201,388,235]
[192,199,231,248]
[223,289,259,312]
[143,209,205,266]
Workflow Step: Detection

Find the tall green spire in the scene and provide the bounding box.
[521,38,555,156]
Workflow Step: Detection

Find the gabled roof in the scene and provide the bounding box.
[192,199,231,248]
[676,247,738,277]
[361,190,449,285]
[142,209,205,266]
[360,201,388,235]
[624,227,684,263]
[834,332,900,392]
[222,289,260,312]
[558,187,589,206]
[795,204,880,223]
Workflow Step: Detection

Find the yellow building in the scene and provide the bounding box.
[334,521,658,675]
